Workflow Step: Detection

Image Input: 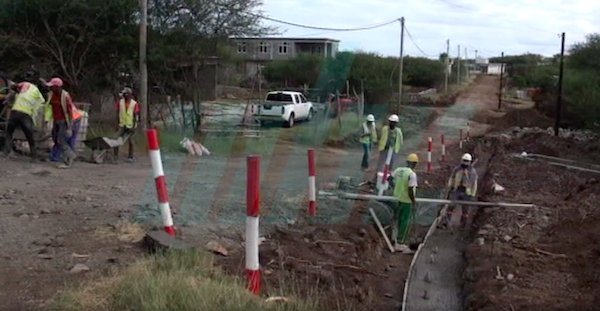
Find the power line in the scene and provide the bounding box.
[404,26,435,57]
[252,13,400,32]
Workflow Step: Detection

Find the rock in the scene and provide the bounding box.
[477,230,489,235]
[205,241,229,257]
[483,224,495,230]
[69,264,90,274]
[476,237,485,246]
[40,209,52,215]
[19,214,30,220]
[507,273,515,281]
[264,269,273,276]
[492,182,505,194]
[107,258,119,264]
[37,254,54,260]
[85,197,92,202]
[503,235,512,242]
[384,293,393,298]
[358,228,368,237]
[143,230,190,253]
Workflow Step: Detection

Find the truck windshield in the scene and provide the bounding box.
[266,93,293,102]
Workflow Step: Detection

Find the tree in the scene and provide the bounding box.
[0,0,138,94]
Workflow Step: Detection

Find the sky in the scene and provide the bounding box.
[260,0,600,59]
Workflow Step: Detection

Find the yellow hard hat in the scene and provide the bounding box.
[407,153,419,163]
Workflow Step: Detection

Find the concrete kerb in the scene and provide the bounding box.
[401,204,448,309]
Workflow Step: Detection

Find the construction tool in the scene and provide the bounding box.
[369,208,395,253]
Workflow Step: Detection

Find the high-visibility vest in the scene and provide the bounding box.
[393,167,416,204]
[12,83,45,122]
[359,122,378,144]
[378,126,403,153]
[119,99,138,129]
[448,166,478,196]
[44,90,72,122]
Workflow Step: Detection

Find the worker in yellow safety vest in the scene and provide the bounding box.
[389,153,419,254]
[360,114,378,170]
[375,114,403,180]
[114,87,140,162]
[444,153,478,228]
[42,77,77,167]
[2,79,45,160]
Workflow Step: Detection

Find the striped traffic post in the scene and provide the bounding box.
[378,148,394,196]
[427,137,433,173]
[307,149,316,216]
[441,134,446,162]
[146,129,176,236]
[246,155,260,295]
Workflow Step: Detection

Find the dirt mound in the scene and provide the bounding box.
[218,224,411,311]
[492,108,554,131]
[463,133,600,311]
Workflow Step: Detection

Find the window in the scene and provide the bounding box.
[259,42,269,54]
[300,94,308,103]
[237,42,246,53]
[279,42,288,54]
[294,95,301,104]
[266,93,293,102]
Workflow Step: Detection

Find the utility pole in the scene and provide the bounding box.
[465,47,469,81]
[398,17,405,111]
[555,32,566,137]
[139,0,148,130]
[444,39,450,94]
[498,52,504,110]
[457,45,462,84]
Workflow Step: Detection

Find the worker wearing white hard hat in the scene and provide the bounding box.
[443,153,478,228]
[360,114,378,170]
[374,114,404,181]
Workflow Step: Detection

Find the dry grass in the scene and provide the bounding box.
[94,221,146,243]
[52,250,323,311]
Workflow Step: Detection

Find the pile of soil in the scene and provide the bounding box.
[463,132,600,311]
[491,108,554,131]
[218,224,412,311]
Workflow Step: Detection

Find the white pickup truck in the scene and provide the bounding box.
[255,91,314,127]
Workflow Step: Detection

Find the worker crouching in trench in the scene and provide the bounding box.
[443,153,478,228]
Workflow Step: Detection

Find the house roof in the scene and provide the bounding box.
[231,37,340,43]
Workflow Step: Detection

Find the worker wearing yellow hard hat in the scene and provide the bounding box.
[389,153,419,253]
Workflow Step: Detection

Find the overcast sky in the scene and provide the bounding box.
[260,0,599,59]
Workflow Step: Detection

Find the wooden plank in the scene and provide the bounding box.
[369,208,395,253]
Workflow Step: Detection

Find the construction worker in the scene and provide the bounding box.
[45,93,85,162]
[444,153,478,227]
[360,114,377,170]
[2,80,45,160]
[43,77,77,167]
[389,153,419,253]
[114,87,140,162]
[376,114,403,179]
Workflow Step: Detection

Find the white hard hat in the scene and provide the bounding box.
[462,153,473,161]
[388,114,399,122]
[366,114,375,121]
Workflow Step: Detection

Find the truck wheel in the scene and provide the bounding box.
[285,113,295,128]
[307,108,314,121]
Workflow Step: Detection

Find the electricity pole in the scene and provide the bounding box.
[555,32,566,136]
[398,17,405,111]
[498,52,504,110]
[456,45,461,85]
[465,47,469,81]
[444,39,450,93]
[139,0,148,130]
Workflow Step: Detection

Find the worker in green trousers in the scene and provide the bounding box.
[389,153,419,254]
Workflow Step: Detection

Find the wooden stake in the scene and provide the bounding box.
[369,208,395,253]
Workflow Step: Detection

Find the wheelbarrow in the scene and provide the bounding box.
[83,134,131,164]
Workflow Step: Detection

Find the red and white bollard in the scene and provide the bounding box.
[427,137,433,173]
[146,129,176,236]
[459,129,463,149]
[378,148,394,196]
[441,134,446,162]
[246,155,261,295]
[307,149,316,216]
